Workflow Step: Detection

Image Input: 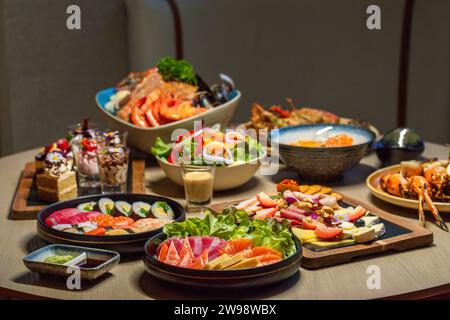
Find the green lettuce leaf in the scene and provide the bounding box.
[151,137,172,158]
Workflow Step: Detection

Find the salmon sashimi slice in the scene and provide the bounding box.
[90,214,116,228]
[164,241,181,266]
[257,253,282,263]
[249,246,282,258]
[179,237,194,261]
[188,250,209,269]
[112,216,135,229]
[220,238,253,256]
[178,252,193,267]
[257,258,282,266]
[157,243,169,261]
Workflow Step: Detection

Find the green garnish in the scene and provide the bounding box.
[156,56,198,86]
[151,137,172,157]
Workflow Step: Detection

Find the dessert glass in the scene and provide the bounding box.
[97,129,128,148]
[97,147,129,194]
[181,164,215,213]
[71,138,101,194]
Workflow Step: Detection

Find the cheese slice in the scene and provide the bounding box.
[360,216,380,227]
[216,253,244,270]
[352,227,375,243]
[292,228,318,244]
[204,254,230,270]
[371,223,386,238]
[225,257,259,270]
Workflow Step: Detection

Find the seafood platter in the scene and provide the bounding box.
[37,194,185,254]
[151,125,267,190]
[144,207,302,288]
[211,179,433,268]
[96,57,241,153]
[367,159,450,227]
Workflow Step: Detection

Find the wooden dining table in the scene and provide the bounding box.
[1,142,449,300]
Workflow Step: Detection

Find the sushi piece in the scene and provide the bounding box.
[131,201,151,219]
[77,201,97,212]
[45,208,81,227]
[150,201,174,220]
[115,201,132,217]
[98,198,115,215]
[131,218,171,232]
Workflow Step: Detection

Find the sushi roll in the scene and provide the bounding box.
[115,201,132,217]
[98,198,115,215]
[131,201,151,220]
[150,201,174,220]
[77,201,97,212]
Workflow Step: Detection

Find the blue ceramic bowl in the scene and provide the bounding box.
[271,124,376,181]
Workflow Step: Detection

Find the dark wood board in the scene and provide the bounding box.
[11,160,146,220]
[210,195,433,269]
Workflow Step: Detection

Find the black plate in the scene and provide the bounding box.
[143,233,302,289]
[36,194,185,254]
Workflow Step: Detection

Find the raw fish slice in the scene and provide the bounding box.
[163,241,181,266]
[188,250,208,269]
[220,238,253,256]
[249,246,282,258]
[188,236,204,258]
[112,216,135,229]
[157,243,169,261]
[45,208,81,226]
[178,252,193,267]
[157,237,183,256]
[179,238,194,260]
[131,218,171,232]
[257,253,282,262]
[64,211,103,225]
[90,214,116,227]
[207,238,227,260]
[257,258,281,266]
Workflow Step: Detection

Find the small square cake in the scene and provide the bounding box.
[36,152,78,202]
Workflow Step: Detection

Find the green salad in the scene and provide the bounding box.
[151,128,265,166]
[163,207,296,258]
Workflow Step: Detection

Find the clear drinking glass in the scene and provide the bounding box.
[181,164,215,213]
[71,138,101,195]
[97,129,128,148]
[97,147,129,194]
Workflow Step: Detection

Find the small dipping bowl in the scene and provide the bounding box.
[23,244,120,281]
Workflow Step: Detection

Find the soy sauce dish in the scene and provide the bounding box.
[23,244,120,281]
[37,194,185,254]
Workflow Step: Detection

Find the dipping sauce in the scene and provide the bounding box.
[76,258,107,269]
[183,171,214,204]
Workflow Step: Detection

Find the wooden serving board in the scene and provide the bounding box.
[210,195,433,269]
[11,159,146,220]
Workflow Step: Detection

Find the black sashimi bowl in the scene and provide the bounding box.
[143,233,303,289]
[37,194,185,254]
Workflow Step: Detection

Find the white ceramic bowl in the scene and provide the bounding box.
[156,154,265,191]
[95,89,241,154]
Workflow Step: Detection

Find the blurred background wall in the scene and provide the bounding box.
[0,0,448,156]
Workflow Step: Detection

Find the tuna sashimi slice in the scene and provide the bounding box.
[68,211,103,224]
[188,236,205,258]
[206,238,226,260]
[45,208,81,226]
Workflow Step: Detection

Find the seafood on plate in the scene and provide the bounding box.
[151,126,266,166]
[104,57,236,128]
[244,98,375,133]
[234,179,387,247]
[45,198,175,236]
[154,209,297,270]
[379,159,450,231]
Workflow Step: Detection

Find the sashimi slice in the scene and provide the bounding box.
[257,253,282,263]
[157,237,183,256]
[179,237,194,261]
[45,208,81,226]
[64,211,103,225]
[220,238,253,256]
[258,258,282,266]
[188,250,209,269]
[163,241,181,266]
[207,238,227,260]
[178,252,193,267]
[157,243,169,261]
[249,246,282,258]
[188,236,205,258]
[235,197,258,210]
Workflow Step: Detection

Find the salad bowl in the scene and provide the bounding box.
[96,88,241,154]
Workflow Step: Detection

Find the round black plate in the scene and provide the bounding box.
[143,233,302,288]
[37,194,185,254]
